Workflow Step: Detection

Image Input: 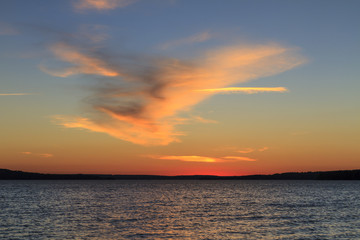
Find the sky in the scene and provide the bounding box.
[0,0,359,175]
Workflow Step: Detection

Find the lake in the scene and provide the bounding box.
[0,180,359,239]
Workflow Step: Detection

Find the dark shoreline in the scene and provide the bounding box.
[1,168,360,180]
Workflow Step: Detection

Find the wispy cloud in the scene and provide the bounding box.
[43,42,305,145]
[236,147,269,154]
[77,24,109,43]
[156,155,221,163]
[74,0,137,11]
[195,87,288,94]
[223,156,256,161]
[53,115,184,145]
[237,148,255,154]
[0,22,19,35]
[21,152,54,158]
[39,153,54,158]
[160,32,212,50]
[39,42,119,77]
[192,116,218,124]
[151,155,256,163]
[258,146,269,152]
[0,93,33,96]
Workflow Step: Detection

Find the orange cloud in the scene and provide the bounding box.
[54,115,183,145]
[236,147,269,153]
[156,155,221,163]
[258,146,269,152]
[47,42,305,145]
[160,32,212,50]
[223,156,257,161]
[237,148,255,154]
[21,152,32,155]
[195,87,288,94]
[39,153,54,158]
[74,0,137,11]
[21,152,54,158]
[39,42,119,77]
[151,155,257,163]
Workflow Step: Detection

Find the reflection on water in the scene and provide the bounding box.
[0,180,359,239]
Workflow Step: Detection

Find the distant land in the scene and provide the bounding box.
[1,169,360,180]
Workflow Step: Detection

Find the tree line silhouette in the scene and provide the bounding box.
[1,169,360,180]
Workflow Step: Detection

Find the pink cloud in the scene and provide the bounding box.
[74,0,137,11]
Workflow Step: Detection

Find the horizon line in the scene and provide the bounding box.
[1,168,360,177]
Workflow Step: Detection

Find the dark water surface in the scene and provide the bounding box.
[0,180,359,239]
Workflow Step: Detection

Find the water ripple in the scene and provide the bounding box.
[0,180,359,239]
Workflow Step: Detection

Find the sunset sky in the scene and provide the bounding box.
[1,0,359,175]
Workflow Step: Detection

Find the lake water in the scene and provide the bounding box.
[0,180,359,239]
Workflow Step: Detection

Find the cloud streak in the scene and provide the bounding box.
[237,148,255,154]
[43,41,306,145]
[74,0,137,11]
[258,146,269,152]
[195,87,288,94]
[160,32,212,50]
[223,156,257,162]
[156,155,221,163]
[152,155,256,163]
[21,152,54,158]
[39,42,119,77]
[236,147,269,154]
[0,93,33,96]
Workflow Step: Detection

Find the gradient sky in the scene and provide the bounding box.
[1,0,359,175]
